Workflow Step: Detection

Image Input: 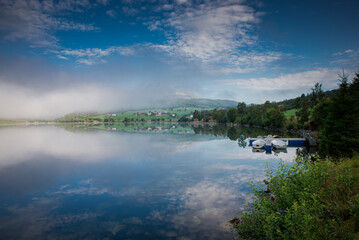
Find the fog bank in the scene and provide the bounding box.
[0,82,190,120]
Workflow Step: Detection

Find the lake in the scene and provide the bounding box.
[0,123,302,239]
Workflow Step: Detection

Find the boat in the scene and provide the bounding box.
[252,139,266,149]
[271,139,287,149]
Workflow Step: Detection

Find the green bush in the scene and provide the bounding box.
[231,155,359,239]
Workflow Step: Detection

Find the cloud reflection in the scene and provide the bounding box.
[0,125,298,239]
[0,126,201,168]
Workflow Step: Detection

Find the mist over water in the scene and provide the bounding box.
[0,124,300,239]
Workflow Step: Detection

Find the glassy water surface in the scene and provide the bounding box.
[0,124,301,239]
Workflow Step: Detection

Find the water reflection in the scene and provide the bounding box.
[0,124,302,239]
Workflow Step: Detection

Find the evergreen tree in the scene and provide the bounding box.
[311,97,332,128]
[311,82,324,106]
[319,71,359,157]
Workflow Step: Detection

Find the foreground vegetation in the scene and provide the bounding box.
[231,155,359,239]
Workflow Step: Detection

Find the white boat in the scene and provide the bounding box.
[252,139,266,149]
[271,139,287,149]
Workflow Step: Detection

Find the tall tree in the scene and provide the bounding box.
[295,99,310,129]
[237,102,246,115]
[319,70,359,157]
[311,82,324,106]
[193,110,201,120]
[265,107,285,128]
[227,108,238,123]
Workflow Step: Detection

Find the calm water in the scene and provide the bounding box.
[0,124,301,239]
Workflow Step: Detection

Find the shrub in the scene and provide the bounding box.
[231,154,359,239]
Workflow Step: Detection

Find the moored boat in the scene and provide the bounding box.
[252,139,266,149]
[271,139,287,149]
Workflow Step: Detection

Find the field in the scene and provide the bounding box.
[284,108,298,118]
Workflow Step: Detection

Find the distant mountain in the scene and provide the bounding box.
[171,98,238,109]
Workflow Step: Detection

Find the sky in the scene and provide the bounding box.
[0,0,358,119]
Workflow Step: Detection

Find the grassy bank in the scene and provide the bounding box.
[231,155,359,239]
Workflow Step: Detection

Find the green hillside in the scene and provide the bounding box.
[174,98,237,108]
[56,98,238,122]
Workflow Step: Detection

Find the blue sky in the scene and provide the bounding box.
[0,0,358,119]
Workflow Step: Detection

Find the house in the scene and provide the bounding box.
[106,114,110,117]
[112,114,117,117]
[194,118,199,122]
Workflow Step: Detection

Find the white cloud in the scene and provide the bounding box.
[106,9,116,18]
[176,0,188,4]
[56,55,68,60]
[222,68,341,91]
[331,48,359,67]
[333,49,355,56]
[147,20,161,31]
[161,4,173,11]
[154,3,258,60]
[147,1,280,74]
[59,46,135,65]
[0,0,101,47]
